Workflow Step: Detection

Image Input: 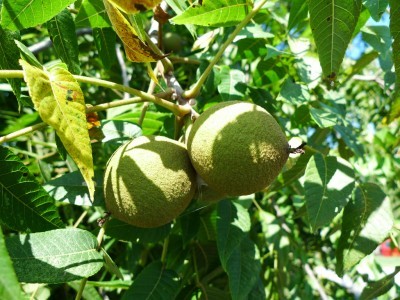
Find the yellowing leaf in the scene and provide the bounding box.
[19,60,95,201]
[108,0,161,14]
[103,0,163,62]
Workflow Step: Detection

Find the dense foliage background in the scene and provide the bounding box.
[0,0,399,299]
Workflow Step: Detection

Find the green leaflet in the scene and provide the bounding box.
[0,27,21,103]
[171,0,251,27]
[0,228,26,300]
[389,0,400,121]
[1,0,75,30]
[19,60,95,201]
[122,261,180,300]
[47,9,81,74]
[0,146,65,232]
[304,153,355,232]
[336,183,394,276]
[309,0,361,82]
[75,0,111,28]
[6,228,103,283]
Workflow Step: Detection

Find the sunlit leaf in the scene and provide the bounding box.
[1,0,75,30]
[304,153,355,232]
[122,261,180,299]
[6,228,104,283]
[0,228,26,300]
[0,146,65,232]
[103,0,163,62]
[336,183,393,276]
[309,0,362,81]
[310,107,338,128]
[20,60,95,201]
[108,0,161,14]
[47,9,81,74]
[171,0,251,27]
[75,0,111,28]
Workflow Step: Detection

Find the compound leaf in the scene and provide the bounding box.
[336,183,394,276]
[364,0,388,22]
[20,60,95,201]
[5,228,103,283]
[309,0,362,80]
[304,153,355,232]
[171,0,251,27]
[1,0,75,30]
[0,146,65,232]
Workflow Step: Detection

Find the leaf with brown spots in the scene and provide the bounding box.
[103,0,163,62]
[19,60,95,201]
[108,0,161,14]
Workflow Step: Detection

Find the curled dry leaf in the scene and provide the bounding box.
[103,0,164,62]
[108,0,162,14]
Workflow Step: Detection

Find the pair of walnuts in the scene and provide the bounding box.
[103,101,289,228]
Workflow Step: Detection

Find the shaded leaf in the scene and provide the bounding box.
[93,27,117,70]
[102,248,124,280]
[108,0,161,14]
[112,111,169,135]
[217,200,260,300]
[75,0,111,28]
[68,281,102,300]
[304,153,355,232]
[336,183,393,276]
[47,9,81,74]
[364,0,388,22]
[44,170,104,207]
[288,0,309,33]
[103,0,163,62]
[334,124,364,158]
[310,107,338,128]
[171,0,251,27]
[122,261,180,300]
[0,145,65,232]
[101,120,142,144]
[218,66,246,101]
[1,0,75,30]
[276,78,310,105]
[106,218,171,244]
[0,228,26,300]
[360,267,400,300]
[20,60,95,201]
[0,27,22,103]
[6,228,103,283]
[390,0,400,93]
[309,0,362,80]
[14,40,42,69]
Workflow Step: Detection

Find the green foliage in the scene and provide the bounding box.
[5,228,103,283]
[0,0,399,299]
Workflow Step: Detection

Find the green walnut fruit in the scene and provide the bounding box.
[187,101,289,196]
[104,135,196,228]
[163,32,183,53]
